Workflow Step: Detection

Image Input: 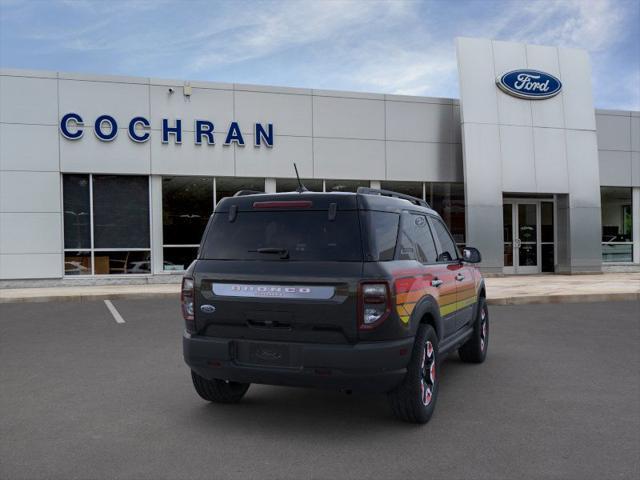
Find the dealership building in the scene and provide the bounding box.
[0,37,639,284]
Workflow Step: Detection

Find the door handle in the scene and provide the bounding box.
[455,273,465,282]
[431,278,444,287]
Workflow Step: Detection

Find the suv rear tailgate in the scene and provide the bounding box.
[193,260,362,344]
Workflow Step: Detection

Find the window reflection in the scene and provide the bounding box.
[216,177,265,205]
[276,178,323,192]
[380,181,424,200]
[93,175,150,249]
[325,179,370,193]
[62,174,151,275]
[63,175,91,249]
[94,251,151,274]
[162,177,213,246]
[601,187,633,263]
[429,183,465,245]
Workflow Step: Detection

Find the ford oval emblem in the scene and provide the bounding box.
[496,69,562,100]
[200,304,216,314]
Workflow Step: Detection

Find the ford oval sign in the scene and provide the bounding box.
[496,69,562,100]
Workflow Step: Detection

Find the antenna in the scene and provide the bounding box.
[293,163,308,193]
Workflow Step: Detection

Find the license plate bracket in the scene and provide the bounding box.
[238,342,292,367]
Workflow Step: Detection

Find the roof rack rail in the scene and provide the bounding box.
[233,190,265,197]
[357,187,431,208]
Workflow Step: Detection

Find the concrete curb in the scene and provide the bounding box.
[0,291,180,304]
[1,291,639,305]
[487,292,640,305]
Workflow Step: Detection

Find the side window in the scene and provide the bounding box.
[366,211,400,261]
[397,229,416,261]
[430,217,459,262]
[396,213,438,263]
[411,214,438,263]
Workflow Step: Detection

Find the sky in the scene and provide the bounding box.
[1,0,639,110]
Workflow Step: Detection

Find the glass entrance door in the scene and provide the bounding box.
[516,203,538,273]
[503,200,555,274]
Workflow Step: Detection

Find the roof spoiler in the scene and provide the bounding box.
[357,187,431,209]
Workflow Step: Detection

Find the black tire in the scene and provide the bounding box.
[388,324,440,424]
[191,371,250,403]
[458,297,489,363]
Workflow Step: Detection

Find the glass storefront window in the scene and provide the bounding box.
[541,202,554,272]
[162,177,213,245]
[162,177,213,271]
[428,183,466,245]
[601,187,633,262]
[64,251,91,276]
[276,178,323,192]
[61,175,477,275]
[380,181,424,200]
[62,174,151,275]
[63,175,91,250]
[163,247,199,272]
[94,251,151,275]
[93,175,150,249]
[325,179,370,193]
[503,204,513,267]
[216,177,265,205]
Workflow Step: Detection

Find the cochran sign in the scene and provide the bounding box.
[59,113,274,147]
[496,69,562,100]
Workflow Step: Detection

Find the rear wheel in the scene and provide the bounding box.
[458,297,489,363]
[191,371,250,403]
[388,324,439,424]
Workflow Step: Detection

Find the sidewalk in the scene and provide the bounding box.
[1,273,639,305]
[485,273,640,305]
[0,283,180,304]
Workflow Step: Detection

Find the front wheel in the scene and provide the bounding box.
[458,297,489,363]
[191,371,250,403]
[388,324,439,424]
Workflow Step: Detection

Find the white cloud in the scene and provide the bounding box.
[184,0,461,98]
[187,0,413,72]
[283,0,635,100]
[1,0,637,108]
[337,47,458,97]
[491,0,626,51]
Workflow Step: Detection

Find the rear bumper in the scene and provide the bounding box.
[183,333,414,393]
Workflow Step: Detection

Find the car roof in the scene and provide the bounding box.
[214,190,440,217]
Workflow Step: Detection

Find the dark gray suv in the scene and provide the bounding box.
[182,188,488,423]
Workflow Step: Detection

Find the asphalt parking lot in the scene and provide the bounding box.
[1,300,638,480]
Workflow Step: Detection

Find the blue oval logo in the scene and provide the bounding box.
[496,69,562,100]
[200,304,216,314]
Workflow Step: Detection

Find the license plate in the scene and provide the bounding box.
[248,343,291,367]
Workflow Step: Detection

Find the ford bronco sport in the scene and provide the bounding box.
[182,187,488,423]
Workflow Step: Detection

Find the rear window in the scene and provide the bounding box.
[201,211,362,261]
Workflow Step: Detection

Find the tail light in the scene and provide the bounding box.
[358,282,391,330]
[181,277,195,332]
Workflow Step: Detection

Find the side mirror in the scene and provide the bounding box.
[462,247,482,264]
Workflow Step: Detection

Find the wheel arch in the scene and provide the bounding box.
[478,279,486,300]
[410,295,444,341]
[471,279,487,320]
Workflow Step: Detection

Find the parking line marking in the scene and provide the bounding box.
[104,300,125,324]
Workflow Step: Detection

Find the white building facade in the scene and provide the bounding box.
[0,37,638,284]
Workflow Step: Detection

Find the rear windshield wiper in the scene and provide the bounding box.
[249,247,290,259]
